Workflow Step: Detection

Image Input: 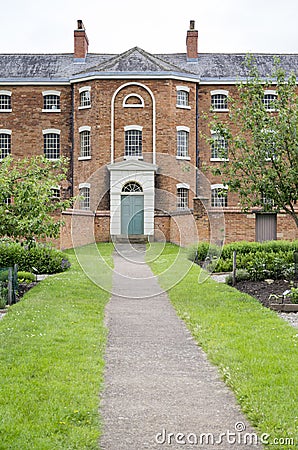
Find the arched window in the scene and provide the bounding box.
[124,126,143,158]
[0,91,12,111]
[177,183,189,210]
[122,181,143,193]
[211,184,228,207]
[43,129,60,159]
[210,131,228,160]
[211,90,229,111]
[177,126,190,158]
[0,129,11,159]
[42,91,61,111]
[176,86,190,108]
[79,183,90,210]
[123,94,144,108]
[79,126,91,159]
[79,86,91,108]
[263,90,277,111]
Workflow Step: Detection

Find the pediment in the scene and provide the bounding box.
[76,47,188,75]
[107,159,158,172]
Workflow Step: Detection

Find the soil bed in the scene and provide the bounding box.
[234,279,296,308]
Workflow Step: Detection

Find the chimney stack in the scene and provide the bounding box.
[186,20,198,62]
[74,20,89,61]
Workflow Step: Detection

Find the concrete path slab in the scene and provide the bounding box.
[100,244,261,449]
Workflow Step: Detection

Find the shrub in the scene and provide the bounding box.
[191,240,298,281]
[225,269,250,285]
[0,242,70,274]
[288,287,298,304]
[0,282,8,308]
[17,271,35,283]
[188,242,221,262]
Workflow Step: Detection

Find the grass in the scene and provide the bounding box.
[0,243,113,450]
[147,243,298,449]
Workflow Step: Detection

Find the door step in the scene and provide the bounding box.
[112,235,150,244]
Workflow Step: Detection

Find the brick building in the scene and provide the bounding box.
[0,20,297,248]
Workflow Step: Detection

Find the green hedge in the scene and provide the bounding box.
[0,241,71,274]
[189,240,298,281]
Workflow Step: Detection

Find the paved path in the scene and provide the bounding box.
[100,244,261,449]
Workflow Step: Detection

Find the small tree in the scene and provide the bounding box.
[209,58,298,228]
[0,155,72,241]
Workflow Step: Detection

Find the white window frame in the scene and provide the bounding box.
[0,129,12,160]
[51,186,61,199]
[79,183,91,210]
[78,126,91,160]
[0,91,12,112]
[211,184,228,207]
[263,90,278,111]
[176,126,190,160]
[42,91,61,112]
[78,86,91,109]
[210,130,229,161]
[211,90,229,112]
[176,183,190,210]
[124,125,143,159]
[42,128,61,160]
[123,93,144,108]
[176,86,191,109]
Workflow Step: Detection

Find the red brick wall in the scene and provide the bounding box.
[0,85,72,160]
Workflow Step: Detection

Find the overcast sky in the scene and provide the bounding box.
[1,0,297,55]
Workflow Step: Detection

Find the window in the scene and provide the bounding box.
[211,185,228,207]
[177,127,190,158]
[211,90,229,111]
[51,187,60,199]
[261,193,274,208]
[43,129,60,159]
[261,129,277,161]
[79,184,90,210]
[176,86,190,108]
[263,90,277,111]
[177,184,189,210]
[42,91,61,111]
[0,91,12,111]
[124,126,143,158]
[0,130,11,159]
[79,87,91,108]
[211,131,228,160]
[123,94,144,108]
[122,181,143,192]
[79,126,91,159]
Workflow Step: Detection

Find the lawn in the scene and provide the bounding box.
[147,243,298,449]
[0,243,113,450]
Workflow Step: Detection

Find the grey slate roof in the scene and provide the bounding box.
[0,47,297,82]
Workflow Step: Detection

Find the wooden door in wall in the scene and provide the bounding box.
[121,195,144,235]
[255,213,277,242]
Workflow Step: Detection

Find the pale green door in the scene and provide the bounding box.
[121,195,144,235]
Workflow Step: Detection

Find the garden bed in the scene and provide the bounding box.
[232,278,298,311]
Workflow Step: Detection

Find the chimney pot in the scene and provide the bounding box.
[190,20,195,30]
